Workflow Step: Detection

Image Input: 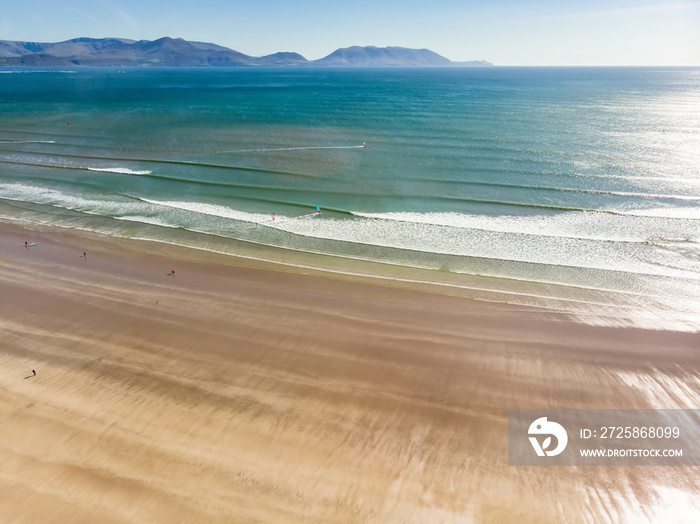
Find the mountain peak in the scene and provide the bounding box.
[314,46,453,67]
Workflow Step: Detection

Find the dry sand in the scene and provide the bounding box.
[1,222,699,523]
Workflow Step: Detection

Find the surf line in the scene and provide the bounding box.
[0,150,314,178]
[273,205,322,223]
[0,140,56,144]
[218,144,367,154]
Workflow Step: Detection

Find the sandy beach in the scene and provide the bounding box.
[1,222,699,523]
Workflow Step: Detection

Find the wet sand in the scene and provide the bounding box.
[1,222,699,523]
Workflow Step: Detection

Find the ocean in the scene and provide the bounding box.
[1,66,698,330]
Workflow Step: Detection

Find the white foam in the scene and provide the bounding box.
[351,210,699,241]
[88,167,152,175]
[620,206,700,220]
[113,216,179,228]
[140,199,700,281]
[141,199,274,225]
[0,182,144,219]
[4,190,698,282]
[0,139,55,144]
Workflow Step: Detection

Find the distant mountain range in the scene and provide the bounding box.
[0,37,492,67]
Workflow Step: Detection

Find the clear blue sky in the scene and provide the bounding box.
[1,0,699,65]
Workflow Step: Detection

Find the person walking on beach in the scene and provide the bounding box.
[32,369,36,376]
[25,241,28,249]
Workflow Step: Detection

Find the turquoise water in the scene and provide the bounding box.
[1,67,699,329]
